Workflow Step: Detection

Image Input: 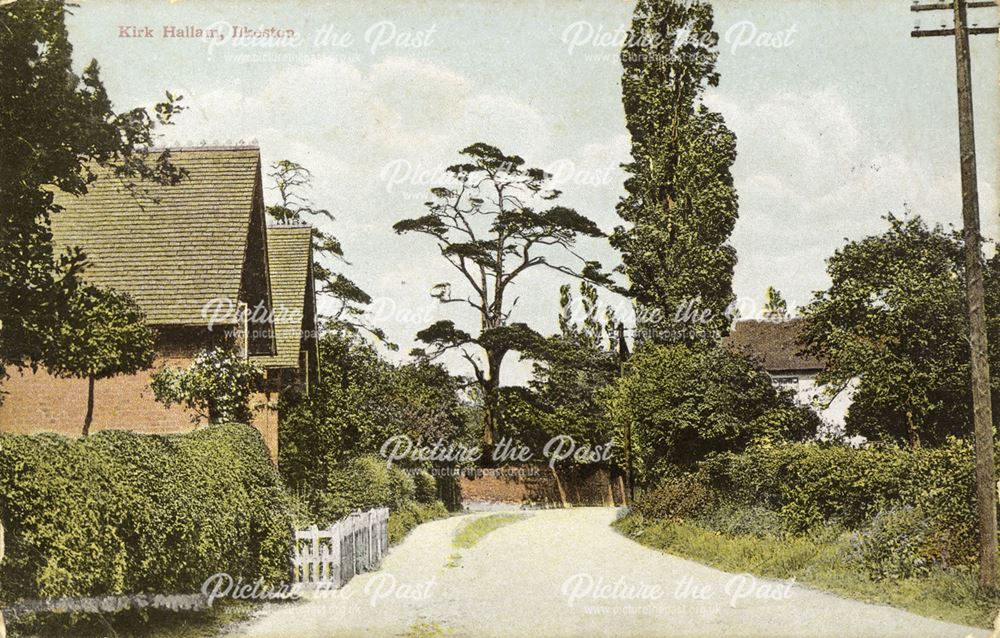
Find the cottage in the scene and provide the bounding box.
[253,224,319,394]
[723,318,854,435]
[0,146,316,460]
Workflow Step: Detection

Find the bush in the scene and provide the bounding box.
[150,348,263,424]
[849,506,935,580]
[632,474,719,521]
[319,455,392,524]
[699,438,983,564]
[604,343,821,482]
[387,501,449,545]
[388,466,416,509]
[0,424,292,603]
[413,471,437,504]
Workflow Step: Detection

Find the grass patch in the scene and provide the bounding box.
[452,514,530,549]
[405,620,455,637]
[7,600,257,638]
[445,552,462,568]
[614,514,1000,629]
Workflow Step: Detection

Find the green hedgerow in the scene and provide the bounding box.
[0,424,292,604]
[632,474,719,521]
[413,471,438,504]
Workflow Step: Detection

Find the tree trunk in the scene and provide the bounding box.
[481,351,503,461]
[83,375,95,436]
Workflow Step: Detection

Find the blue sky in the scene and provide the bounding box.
[66,0,1000,381]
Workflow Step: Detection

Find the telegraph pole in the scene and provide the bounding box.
[911,0,1000,588]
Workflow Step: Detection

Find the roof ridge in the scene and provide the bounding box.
[267,223,314,229]
[141,144,260,153]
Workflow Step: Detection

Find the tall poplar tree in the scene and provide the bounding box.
[612,0,739,343]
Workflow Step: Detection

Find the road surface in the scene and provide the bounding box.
[225,508,988,638]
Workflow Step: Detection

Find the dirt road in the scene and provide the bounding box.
[226,508,987,638]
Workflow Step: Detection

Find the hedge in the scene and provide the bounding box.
[697,438,984,565]
[0,423,292,603]
[316,455,428,526]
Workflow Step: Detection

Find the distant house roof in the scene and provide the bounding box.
[253,226,313,369]
[723,318,825,373]
[49,146,268,326]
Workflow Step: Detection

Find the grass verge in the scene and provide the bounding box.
[453,513,530,549]
[613,514,1000,629]
[6,600,257,638]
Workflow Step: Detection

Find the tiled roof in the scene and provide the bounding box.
[49,147,262,325]
[723,318,825,373]
[253,226,312,369]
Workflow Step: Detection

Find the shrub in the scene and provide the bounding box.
[413,471,437,504]
[0,424,292,603]
[632,474,718,521]
[387,501,449,545]
[849,506,935,580]
[150,347,263,424]
[388,466,416,509]
[318,455,392,524]
[604,343,821,482]
[698,438,983,563]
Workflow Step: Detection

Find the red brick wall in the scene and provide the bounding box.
[457,465,627,507]
[251,391,278,463]
[0,331,279,461]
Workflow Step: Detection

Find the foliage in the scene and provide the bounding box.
[278,331,473,495]
[43,285,154,381]
[631,474,718,521]
[316,455,427,526]
[150,347,263,424]
[0,424,291,603]
[614,514,1000,629]
[388,501,449,545]
[802,214,1000,446]
[393,142,612,446]
[849,507,935,580]
[265,160,392,346]
[413,470,438,504]
[612,0,738,342]
[41,285,155,433]
[0,0,182,381]
[603,342,819,481]
[762,286,789,319]
[501,282,620,460]
[318,455,393,524]
[699,438,982,565]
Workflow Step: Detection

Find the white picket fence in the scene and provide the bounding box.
[292,507,390,587]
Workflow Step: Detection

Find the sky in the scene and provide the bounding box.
[65,0,1000,382]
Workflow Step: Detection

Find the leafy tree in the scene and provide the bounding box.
[393,143,611,447]
[0,0,182,385]
[803,214,1000,447]
[278,332,473,494]
[265,161,393,346]
[150,347,263,425]
[603,342,819,483]
[612,0,738,343]
[40,285,154,435]
[763,286,789,320]
[503,282,620,458]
